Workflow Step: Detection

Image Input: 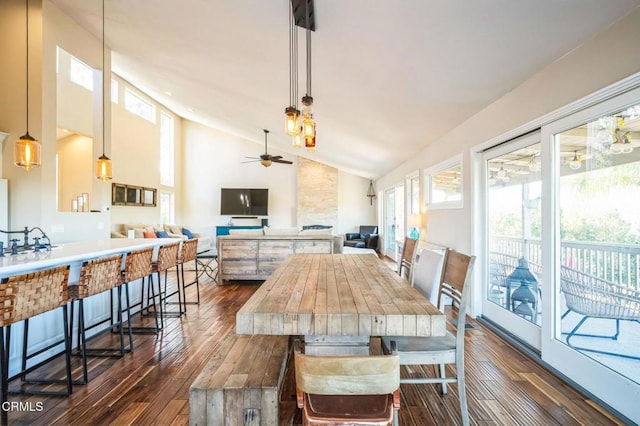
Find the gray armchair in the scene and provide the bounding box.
[344,226,379,250]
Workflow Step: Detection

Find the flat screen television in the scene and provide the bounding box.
[220,188,268,216]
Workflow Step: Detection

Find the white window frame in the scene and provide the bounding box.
[124,87,156,123]
[159,191,175,225]
[160,111,175,187]
[424,154,463,210]
[111,79,119,103]
[69,56,94,92]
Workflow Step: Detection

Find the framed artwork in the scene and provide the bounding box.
[112,183,126,205]
[126,186,142,205]
[143,187,157,207]
[112,183,156,207]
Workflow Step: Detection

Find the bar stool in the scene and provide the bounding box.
[120,247,161,334]
[178,239,200,306]
[0,265,72,425]
[146,241,182,319]
[68,254,131,385]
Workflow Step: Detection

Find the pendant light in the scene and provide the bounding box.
[96,0,112,180]
[285,1,301,139]
[14,0,42,171]
[301,0,316,151]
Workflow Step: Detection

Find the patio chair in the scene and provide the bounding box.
[560,265,640,360]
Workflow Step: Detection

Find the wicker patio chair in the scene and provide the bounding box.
[560,265,640,360]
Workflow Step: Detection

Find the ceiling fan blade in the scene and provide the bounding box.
[241,159,260,164]
[270,155,283,160]
[272,158,293,164]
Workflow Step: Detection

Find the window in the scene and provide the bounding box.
[159,191,175,225]
[160,112,175,186]
[69,56,94,91]
[124,87,156,123]
[111,79,119,103]
[424,154,463,209]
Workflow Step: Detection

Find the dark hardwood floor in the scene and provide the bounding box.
[6,264,624,425]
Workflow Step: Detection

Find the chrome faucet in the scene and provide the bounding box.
[0,227,52,254]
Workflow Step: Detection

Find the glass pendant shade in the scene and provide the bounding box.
[305,135,316,152]
[96,154,112,180]
[292,132,302,148]
[13,132,41,171]
[285,107,300,136]
[302,114,315,139]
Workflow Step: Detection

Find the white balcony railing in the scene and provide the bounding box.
[490,236,640,290]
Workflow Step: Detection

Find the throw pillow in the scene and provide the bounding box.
[182,227,194,239]
[299,228,333,236]
[263,227,300,236]
[132,228,145,238]
[156,230,169,238]
[143,231,157,238]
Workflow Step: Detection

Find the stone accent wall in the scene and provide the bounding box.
[297,157,338,227]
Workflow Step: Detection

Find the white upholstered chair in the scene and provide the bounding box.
[411,248,447,306]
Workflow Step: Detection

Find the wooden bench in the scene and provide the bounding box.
[189,334,291,426]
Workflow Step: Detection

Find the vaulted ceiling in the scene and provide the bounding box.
[50,0,640,178]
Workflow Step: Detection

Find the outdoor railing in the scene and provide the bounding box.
[490,236,640,290]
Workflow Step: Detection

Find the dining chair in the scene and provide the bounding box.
[178,238,200,306]
[411,248,447,306]
[147,241,182,319]
[294,340,400,426]
[398,236,418,282]
[382,249,475,426]
[0,265,72,425]
[69,253,130,385]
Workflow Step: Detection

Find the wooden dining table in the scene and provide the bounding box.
[236,254,446,341]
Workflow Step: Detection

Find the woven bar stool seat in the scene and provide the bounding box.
[0,265,72,425]
[69,254,130,385]
[146,241,183,320]
[120,247,162,334]
[178,239,200,307]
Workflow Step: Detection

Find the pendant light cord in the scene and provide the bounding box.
[288,2,299,109]
[25,0,29,132]
[102,0,106,156]
[305,0,311,97]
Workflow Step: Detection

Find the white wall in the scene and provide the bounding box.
[338,171,376,234]
[181,121,374,243]
[377,7,640,253]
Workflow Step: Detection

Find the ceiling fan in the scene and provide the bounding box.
[243,129,293,167]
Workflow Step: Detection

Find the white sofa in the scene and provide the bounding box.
[228,226,343,253]
[111,223,212,252]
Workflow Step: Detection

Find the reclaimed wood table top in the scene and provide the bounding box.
[236,254,446,337]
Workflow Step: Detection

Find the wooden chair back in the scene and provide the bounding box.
[295,350,400,396]
[0,265,70,326]
[75,254,124,299]
[181,239,198,263]
[437,250,475,337]
[398,237,418,281]
[156,241,181,272]
[123,247,153,282]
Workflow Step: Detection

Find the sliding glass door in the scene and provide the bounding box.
[541,88,640,421]
[482,132,543,348]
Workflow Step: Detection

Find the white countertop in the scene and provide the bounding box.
[0,238,182,278]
